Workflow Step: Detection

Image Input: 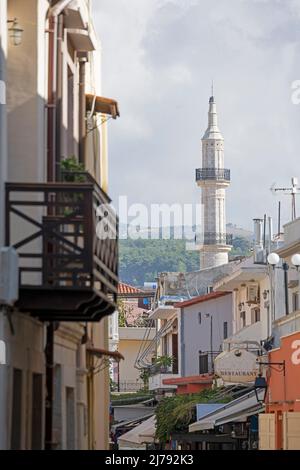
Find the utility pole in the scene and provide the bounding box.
[205,313,213,373]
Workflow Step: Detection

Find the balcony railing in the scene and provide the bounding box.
[196,168,230,182]
[199,232,233,246]
[5,172,118,321]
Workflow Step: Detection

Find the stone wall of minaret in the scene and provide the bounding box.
[196,96,231,270]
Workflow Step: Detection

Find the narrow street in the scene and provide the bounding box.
[0,0,300,459]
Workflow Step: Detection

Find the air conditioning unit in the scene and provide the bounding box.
[0,247,19,306]
[247,284,259,304]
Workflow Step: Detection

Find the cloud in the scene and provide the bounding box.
[92,0,300,230]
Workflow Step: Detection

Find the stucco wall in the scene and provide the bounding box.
[119,337,153,389]
[181,294,233,377]
[7,0,48,183]
[3,313,45,450]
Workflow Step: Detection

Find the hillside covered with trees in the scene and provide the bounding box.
[119,236,252,286]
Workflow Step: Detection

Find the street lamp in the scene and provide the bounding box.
[254,375,268,403]
[267,252,290,318]
[7,18,24,46]
[291,254,300,270]
[267,252,280,267]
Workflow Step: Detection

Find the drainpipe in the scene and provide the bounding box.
[78,58,86,166]
[47,14,57,183]
[47,0,73,182]
[55,14,63,181]
[45,0,73,451]
[0,0,8,450]
[45,323,54,450]
[283,263,289,316]
[180,308,185,377]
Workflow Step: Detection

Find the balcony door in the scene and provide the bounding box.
[172,334,178,374]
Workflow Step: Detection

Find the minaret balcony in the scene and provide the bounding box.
[199,232,233,246]
[196,168,230,184]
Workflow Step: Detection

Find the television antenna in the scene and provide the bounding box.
[271,177,300,222]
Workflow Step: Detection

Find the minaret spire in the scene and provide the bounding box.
[203,93,223,140]
[195,94,232,270]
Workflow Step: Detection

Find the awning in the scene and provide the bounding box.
[86,94,120,119]
[189,389,265,432]
[66,29,96,52]
[86,346,124,362]
[118,416,156,448]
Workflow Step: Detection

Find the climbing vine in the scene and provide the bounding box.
[155,388,231,443]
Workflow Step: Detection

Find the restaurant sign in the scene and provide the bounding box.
[214,349,260,384]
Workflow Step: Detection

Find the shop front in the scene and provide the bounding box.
[259,331,300,450]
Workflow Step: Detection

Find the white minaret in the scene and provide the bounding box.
[196,94,231,269]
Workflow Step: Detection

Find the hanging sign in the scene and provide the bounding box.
[214,349,260,384]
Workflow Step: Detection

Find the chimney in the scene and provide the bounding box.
[253,218,265,263]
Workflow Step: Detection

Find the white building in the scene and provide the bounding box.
[196,95,231,269]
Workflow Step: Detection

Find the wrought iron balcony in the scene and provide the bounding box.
[201,232,233,246]
[196,168,230,182]
[5,172,118,322]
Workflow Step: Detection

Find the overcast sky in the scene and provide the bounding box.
[93,0,300,231]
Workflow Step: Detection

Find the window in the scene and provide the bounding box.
[66,387,75,450]
[198,312,202,324]
[240,311,246,328]
[11,369,23,450]
[53,365,62,449]
[162,335,168,356]
[31,374,43,450]
[292,292,299,312]
[199,352,209,374]
[172,334,178,374]
[251,308,260,324]
[223,322,228,340]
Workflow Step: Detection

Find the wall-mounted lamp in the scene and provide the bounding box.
[254,360,285,403]
[7,18,24,46]
[238,302,244,312]
[291,254,300,271]
[262,289,269,300]
[254,375,268,403]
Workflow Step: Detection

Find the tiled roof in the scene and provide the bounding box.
[174,291,231,308]
[118,282,143,295]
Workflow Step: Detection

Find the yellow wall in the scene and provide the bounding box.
[118,339,153,387]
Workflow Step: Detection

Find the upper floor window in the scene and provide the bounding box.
[251,308,260,324]
[199,352,209,374]
[240,311,246,329]
[292,292,299,312]
[223,321,228,340]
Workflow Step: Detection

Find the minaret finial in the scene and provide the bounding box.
[211,80,214,97]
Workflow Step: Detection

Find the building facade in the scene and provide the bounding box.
[0,0,119,450]
[259,217,300,450]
